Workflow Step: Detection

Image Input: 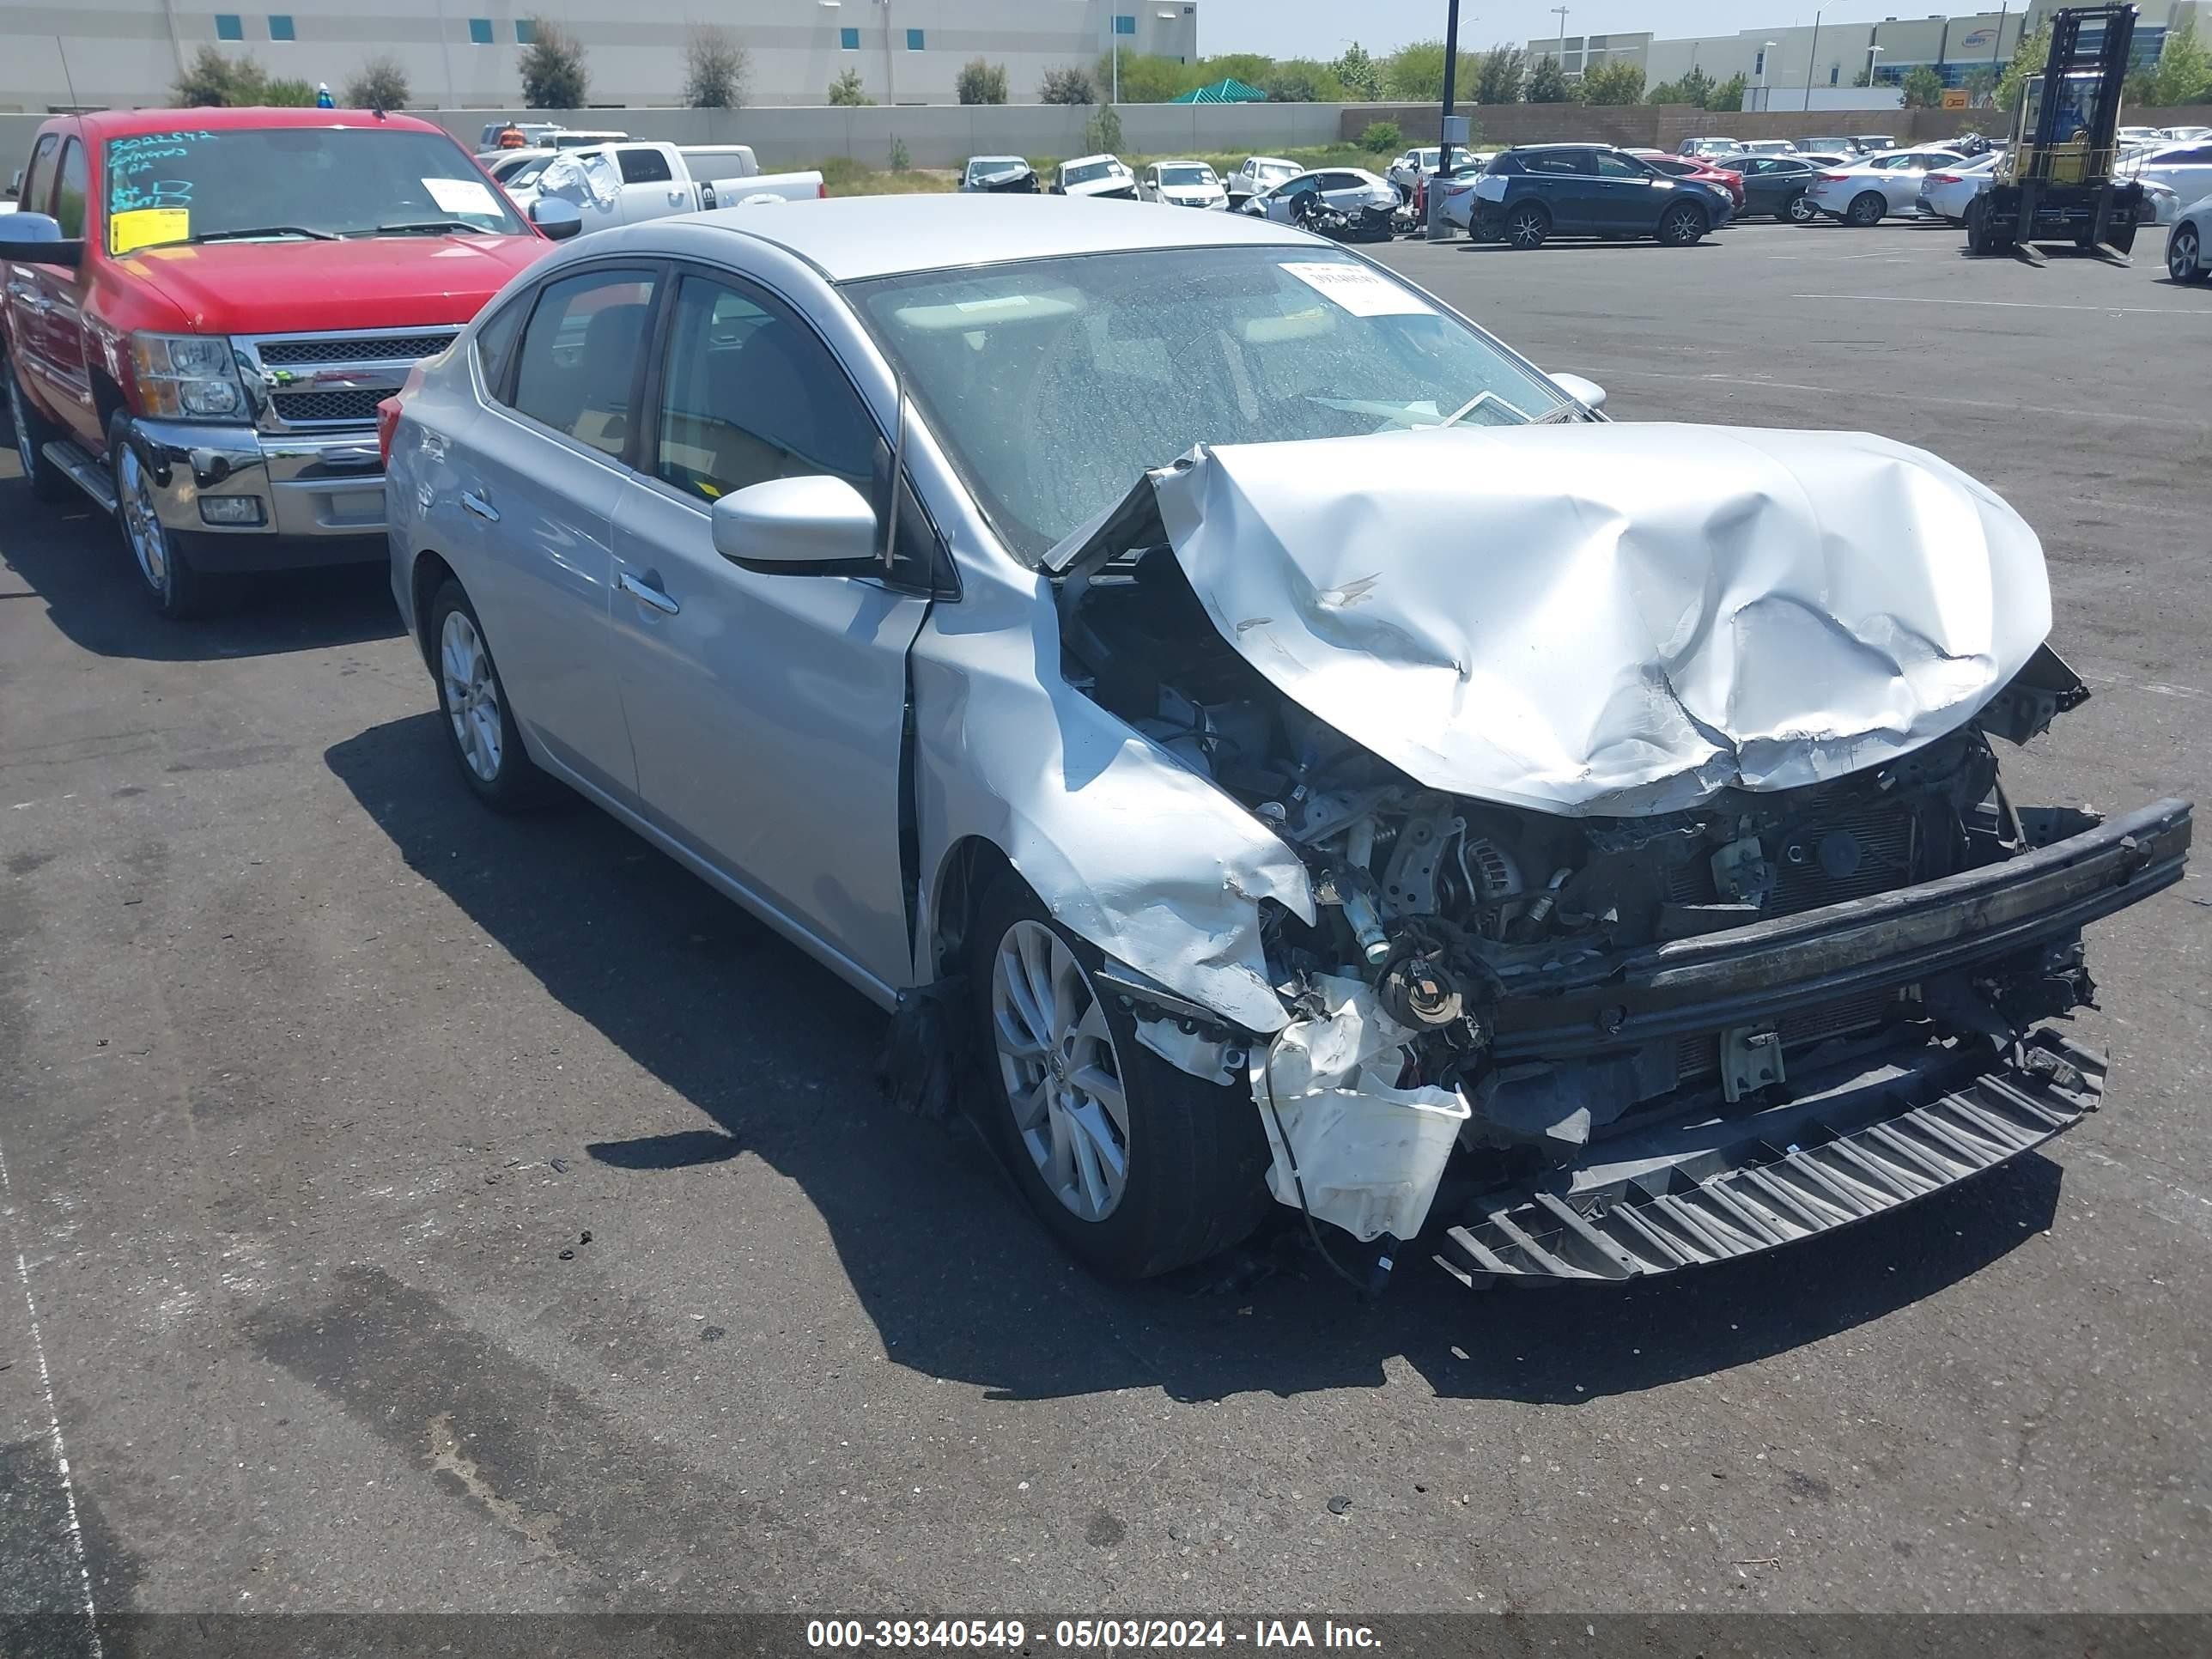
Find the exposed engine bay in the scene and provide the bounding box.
[1054,510,2181,1265]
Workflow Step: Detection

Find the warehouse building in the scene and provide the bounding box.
[1,0,1201,112]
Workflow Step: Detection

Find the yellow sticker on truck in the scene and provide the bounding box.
[110,208,191,255]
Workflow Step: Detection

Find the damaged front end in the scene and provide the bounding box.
[1046,427,2194,1284]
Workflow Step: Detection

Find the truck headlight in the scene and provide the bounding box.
[131,333,247,421]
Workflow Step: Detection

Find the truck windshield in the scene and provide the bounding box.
[103,125,525,254]
[849,245,1573,562]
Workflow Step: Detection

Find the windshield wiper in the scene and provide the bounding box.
[375,219,491,236]
[189,225,338,243]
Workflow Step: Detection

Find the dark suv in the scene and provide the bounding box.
[1468,144,1734,249]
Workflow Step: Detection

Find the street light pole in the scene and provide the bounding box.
[1759,40,1778,112]
[1553,5,1570,76]
[1428,0,1465,240]
[1867,42,1885,88]
[1805,9,1821,112]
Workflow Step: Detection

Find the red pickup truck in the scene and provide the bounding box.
[1,106,572,617]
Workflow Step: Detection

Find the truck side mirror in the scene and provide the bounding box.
[0,214,82,268]
[529,198,583,240]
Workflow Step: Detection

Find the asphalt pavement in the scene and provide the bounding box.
[1,216,2208,1627]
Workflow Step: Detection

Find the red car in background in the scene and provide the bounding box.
[1627,149,1745,210]
[1,106,572,617]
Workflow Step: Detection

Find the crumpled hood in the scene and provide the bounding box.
[1086,423,2052,817]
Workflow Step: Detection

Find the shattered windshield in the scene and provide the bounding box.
[848,245,1574,561]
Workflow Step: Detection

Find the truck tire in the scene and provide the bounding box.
[6,358,74,503]
[111,416,222,620]
[967,871,1274,1280]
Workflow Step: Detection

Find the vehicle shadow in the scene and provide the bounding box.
[1453,238,1720,254]
[0,474,402,663]
[325,710,2063,1406]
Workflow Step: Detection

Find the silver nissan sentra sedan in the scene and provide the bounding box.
[383,196,2190,1288]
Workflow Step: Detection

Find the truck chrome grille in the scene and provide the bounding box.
[267,388,392,424]
[240,326,460,432]
[256,331,458,366]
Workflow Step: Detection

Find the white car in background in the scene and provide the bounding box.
[2120,141,2212,210]
[1053,155,1138,200]
[1916,153,2002,223]
[1242,166,1399,224]
[1226,155,1300,209]
[1139,160,1228,209]
[1387,147,1443,194]
[1804,148,1966,225]
[2168,189,2212,282]
[2161,125,2211,143]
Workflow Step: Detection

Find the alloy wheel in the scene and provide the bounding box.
[1661,204,1704,245]
[440,610,505,782]
[1788,192,1819,224]
[1507,207,1546,249]
[115,443,170,594]
[990,919,1130,1224]
[2172,226,2202,282]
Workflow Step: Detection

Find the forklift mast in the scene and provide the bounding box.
[2001,3,2137,188]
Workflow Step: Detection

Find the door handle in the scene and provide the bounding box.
[460,489,499,522]
[617,570,679,615]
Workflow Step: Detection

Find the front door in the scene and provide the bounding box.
[605,269,931,990]
[1590,149,1662,230]
[38,135,99,447]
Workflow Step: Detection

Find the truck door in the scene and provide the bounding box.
[38,135,100,447]
[614,146,689,223]
[3,135,60,413]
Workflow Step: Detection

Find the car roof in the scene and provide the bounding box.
[967,155,1024,164]
[58,106,451,141]
[1244,156,1297,167]
[670,194,1316,281]
[1153,159,1213,167]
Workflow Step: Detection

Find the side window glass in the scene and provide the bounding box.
[509,267,659,457]
[1593,152,1643,178]
[473,296,527,395]
[52,139,87,238]
[18,135,58,219]
[617,148,673,185]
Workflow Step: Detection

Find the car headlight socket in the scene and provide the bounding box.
[131,332,247,422]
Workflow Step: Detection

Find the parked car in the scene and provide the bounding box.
[2118,125,2166,149]
[1426,159,1502,228]
[2168,189,2212,282]
[380,193,2190,1287]
[1,106,568,618]
[1051,155,1137,200]
[1630,150,1745,211]
[526,141,823,232]
[484,147,556,187]
[961,155,1040,193]
[1711,153,1826,221]
[2137,180,2183,226]
[1467,146,1733,248]
[1677,136,1740,159]
[1795,135,1857,153]
[1845,134,1897,154]
[2119,141,2212,210]
[475,125,629,159]
[1386,147,1443,195]
[1225,155,1300,210]
[1803,148,1966,225]
[2161,125,2212,143]
[1732,139,1799,155]
[1138,161,1227,209]
[1241,167,1398,225]
[1917,153,2002,224]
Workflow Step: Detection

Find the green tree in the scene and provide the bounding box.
[1085,104,1124,155]
[889,135,909,172]
[1960,63,1998,108]
[1383,39,1480,101]
[1900,64,1944,108]
[173,46,266,106]
[1525,54,1571,103]
[2151,24,2212,106]
[2124,67,2160,108]
[1648,64,1713,106]
[1474,46,1527,105]
[1097,51,1197,102]
[682,24,747,108]
[343,53,410,110]
[1580,60,1645,105]
[1040,65,1095,105]
[1332,41,1383,100]
[1996,26,2051,112]
[1358,119,1402,153]
[1706,71,1748,112]
[263,77,317,106]
[519,17,587,108]
[1199,53,1277,87]
[956,58,1009,105]
[1262,61,1345,101]
[827,66,872,106]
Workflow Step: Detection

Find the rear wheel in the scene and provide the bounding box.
[969,874,1273,1279]
[5,358,73,503]
[1656,200,1708,246]
[1504,202,1549,249]
[2171,222,2208,283]
[428,580,557,811]
[1847,191,1887,227]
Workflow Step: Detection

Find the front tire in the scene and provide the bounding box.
[1847,191,1887,227]
[1657,201,1708,246]
[969,874,1273,1279]
[428,580,556,811]
[112,416,221,620]
[2171,222,2209,283]
[1785,192,1820,224]
[7,358,74,503]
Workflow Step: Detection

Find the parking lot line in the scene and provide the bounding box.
[1796,293,2212,317]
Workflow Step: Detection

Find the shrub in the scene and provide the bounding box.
[1359,120,1402,154]
[1040,65,1095,105]
[343,53,410,110]
[889,135,910,172]
[1085,104,1124,155]
[173,46,265,106]
[519,17,587,108]
[956,58,1009,105]
[828,67,873,106]
[683,24,747,109]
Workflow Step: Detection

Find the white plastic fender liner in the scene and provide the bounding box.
[1253,975,1471,1243]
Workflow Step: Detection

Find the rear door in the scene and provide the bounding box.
[453,262,663,803]
[605,266,933,989]
[1880,152,1951,211]
[1519,150,1596,231]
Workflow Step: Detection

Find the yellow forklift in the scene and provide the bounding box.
[1966,3,2148,264]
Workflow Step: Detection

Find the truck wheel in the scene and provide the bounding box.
[111,416,221,620]
[968,872,1273,1280]
[428,579,557,811]
[6,359,74,503]
[1847,191,1887,227]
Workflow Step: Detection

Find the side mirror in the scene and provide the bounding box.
[0,214,82,268]
[529,198,583,240]
[3,168,19,200]
[710,474,878,572]
[1549,372,1607,414]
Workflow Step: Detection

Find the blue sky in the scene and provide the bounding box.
[1199,1,1942,58]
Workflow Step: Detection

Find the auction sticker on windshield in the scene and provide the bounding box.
[423,177,501,217]
[110,207,191,255]
[1278,261,1434,318]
